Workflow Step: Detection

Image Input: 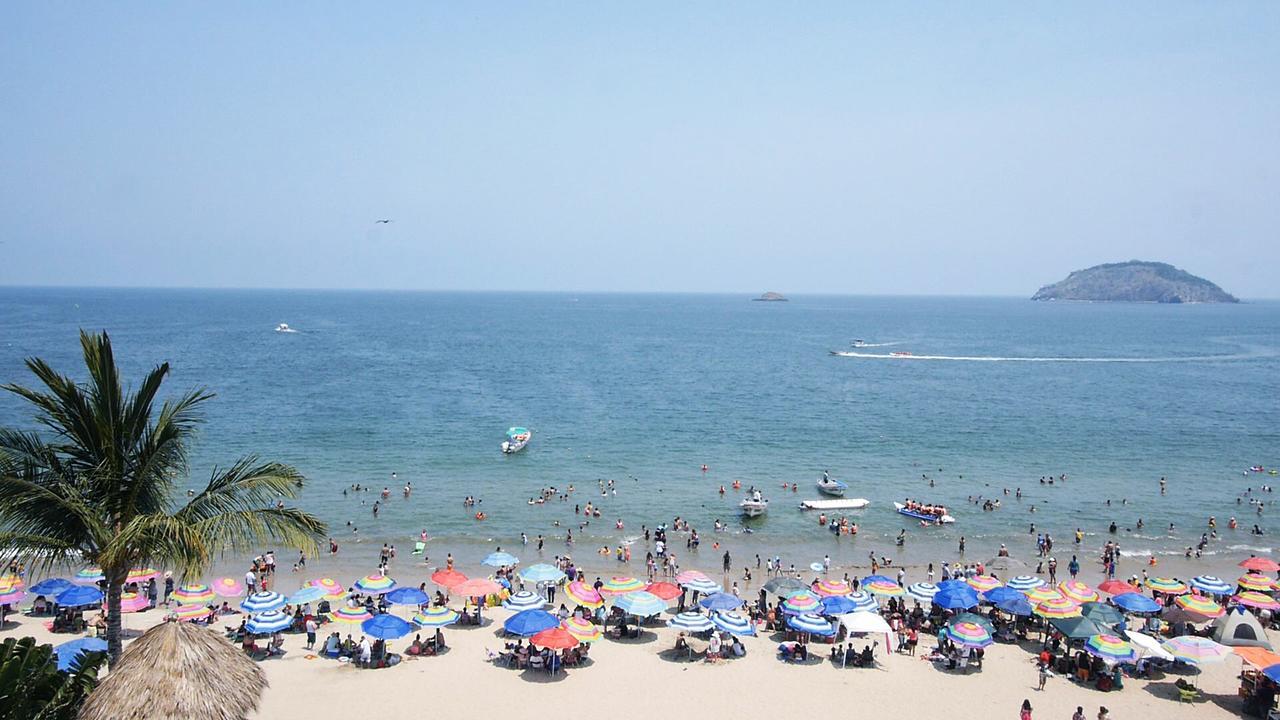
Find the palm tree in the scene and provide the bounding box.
[0,331,326,663]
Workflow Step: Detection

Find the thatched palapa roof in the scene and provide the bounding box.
[78,620,267,720]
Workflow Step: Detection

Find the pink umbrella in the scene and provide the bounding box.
[453,578,502,598]
[116,592,151,613]
[675,570,710,585]
[212,577,245,598]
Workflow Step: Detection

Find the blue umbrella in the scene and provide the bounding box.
[519,564,566,583]
[246,610,293,634]
[1112,592,1161,614]
[361,613,415,640]
[982,586,1024,605]
[613,591,667,617]
[240,591,285,614]
[821,595,858,615]
[384,587,430,606]
[996,596,1034,616]
[846,591,879,613]
[699,592,744,611]
[1263,664,1280,684]
[787,612,835,637]
[668,612,714,632]
[53,638,107,672]
[933,587,979,610]
[937,579,972,593]
[503,609,560,637]
[29,578,73,596]
[287,586,325,605]
[711,611,756,636]
[55,585,104,608]
[482,551,520,567]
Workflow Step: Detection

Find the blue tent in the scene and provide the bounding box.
[54,638,107,672]
[361,614,415,640]
[699,592,744,611]
[503,609,559,637]
[55,586,104,608]
[981,586,1023,605]
[1111,592,1161,614]
[933,587,979,610]
[29,578,73,596]
[996,596,1034,616]
[384,587,430,606]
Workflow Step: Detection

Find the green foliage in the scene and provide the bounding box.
[0,636,104,720]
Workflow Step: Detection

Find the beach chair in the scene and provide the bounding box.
[413,542,425,556]
[1177,686,1200,703]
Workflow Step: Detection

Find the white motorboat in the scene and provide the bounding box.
[799,498,870,511]
[501,426,531,454]
[816,475,848,497]
[275,323,297,333]
[740,489,769,518]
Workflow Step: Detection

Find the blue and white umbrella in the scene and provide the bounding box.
[502,590,546,612]
[246,609,293,634]
[482,551,520,567]
[384,587,430,607]
[699,592,744,611]
[519,564,566,583]
[55,585,104,608]
[668,612,714,632]
[29,578,73,596]
[787,612,835,637]
[613,590,667,617]
[240,591,285,614]
[287,586,325,605]
[1190,576,1234,596]
[682,578,722,594]
[847,590,879,613]
[711,611,756,636]
[1007,575,1047,592]
[907,582,939,602]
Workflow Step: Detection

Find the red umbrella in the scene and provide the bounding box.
[531,626,580,650]
[1239,557,1280,573]
[431,569,468,588]
[453,578,502,598]
[645,582,681,601]
[1097,580,1139,596]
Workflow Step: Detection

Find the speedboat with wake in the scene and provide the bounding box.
[816,474,848,497]
[894,500,954,524]
[501,427,531,454]
[275,323,297,333]
[740,489,769,518]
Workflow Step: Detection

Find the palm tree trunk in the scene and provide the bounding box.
[105,579,124,664]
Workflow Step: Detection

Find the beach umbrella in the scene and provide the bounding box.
[599,576,646,595]
[1146,577,1189,595]
[967,575,1003,593]
[565,581,604,608]
[55,585,104,608]
[668,612,715,632]
[846,590,879,613]
[1240,556,1280,573]
[613,590,666,617]
[286,585,326,606]
[1111,592,1161,614]
[982,586,1022,605]
[1234,591,1280,611]
[1081,602,1126,626]
[29,578,73,596]
[813,579,853,597]
[117,592,150,613]
[951,612,995,632]
[821,595,858,615]
[682,577,722,595]
[936,579,970,593]
[699,592,744,611]
[0,574,22,590]
[385,587,430,607]
[1058,580,1101,604]
[645,582,682,601]
[482,551,520,567]
[1174,594,1225,618]
[502,590,546,612]
[762,577,808,596]
[362,614,415,640]
[711,611,756,636]
[1025,586,1065,604]
[862,579,904,597]
[172,583,216,606]
[1237,574,1274,592]
[412,606,459,627]
[562,616,602,642]
[1049,615,1109,640]
[519,564,566,584]
[1127,630,1175,661]
[309,577,346,598]
[0,586,26,606]
[1085,634,1136,664]
[1006,575,1047,592]
[1190,576,1235,596]
[171,604,213,623]
[53,637,107,672]
[430,569,467,588]
[453,578,502,598]
[944,621,993,649]
[353,574,397,595]
[1035,597,1082,619]
[787,612,835,636]
[1161,635,1231,665]
[329,605,374,624]
[126,568,159,584]
[245,610,292,634]
[932,586,979,610]
[907,582,939,602]
[72,568,105,586]
[239,591,284,614]
[809,563,825,573]
[675,570,711,585]
[530,626,579,651]
[780,590,823,615]
[997,596,1034,616]
[1097,579,1140,596]
[1264,665,1280,684]
[212,577,245,598]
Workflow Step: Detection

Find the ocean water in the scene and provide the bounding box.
[1,288,1278,574]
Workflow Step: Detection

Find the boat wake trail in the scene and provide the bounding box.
[852,341,904,348]
[830,350,1270,363]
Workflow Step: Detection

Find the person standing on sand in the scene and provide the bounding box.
[1020,699,1032,720]
[1072,708,1085,720]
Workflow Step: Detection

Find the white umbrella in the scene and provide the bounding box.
[1127,630,1175,661]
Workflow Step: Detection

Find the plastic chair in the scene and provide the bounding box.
[1178,686,1200,703]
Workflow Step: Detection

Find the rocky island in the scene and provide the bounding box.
[1032,261,1238,304]
[752,291,788,302]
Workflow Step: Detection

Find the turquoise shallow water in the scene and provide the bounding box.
[1,289,1278,573]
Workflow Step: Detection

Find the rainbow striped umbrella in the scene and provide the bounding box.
[781,590,823,614]
[1190,576,1234,596]
[1174,594,1225,618]
[0,573,22,589]
[711,611,756,636]
[211,577,245,598]
[1085,634,1136,663]
[353,574,397,595]
[683,578,722,595]
[675,570,710,585]
[412,606,459,627]
[862,579,905,597]
[1146,577,1189,595]
[310,578,347,599]
[565,581,604,608]
[1025,586,1065,604]
[847,590,880,612]
[330,605,374,624]
[171,604,213,622]
[1237,574,1274,592]
[171,583,215,605]
[1161,635,1230,665]
[1006,575,1046,591]
[967,575,1003,593]
[945,621,994,648]
[1058,580,1101,603]
[813,579,853,597]
[562,616,602,642]
[117,592,150,613]
[600,576,646,595]
[1233,591,1280,611]
[239,591,285,614]
[907,582,939,602]
[72,568,105,586]
[0,586,26,605]
[126,568,159,584]
[1034,596,1082,619]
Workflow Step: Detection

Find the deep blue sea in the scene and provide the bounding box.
[2,288,1278,575]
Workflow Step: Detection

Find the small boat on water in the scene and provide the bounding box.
[816,475,848,497]
[275,323,296,333]
[890,351,912,357]
[894,501,955,524]
[851,339,866,347]
[740,489,769,518]
[501,427,531,454]
[800,498,869,511]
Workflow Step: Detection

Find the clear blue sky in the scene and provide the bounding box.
[2,3,1277,296]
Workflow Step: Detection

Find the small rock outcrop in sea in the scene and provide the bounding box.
[1031,261,1238,304]
[752,291,788,302]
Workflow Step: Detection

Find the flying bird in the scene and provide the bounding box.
[375,219,393,224]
